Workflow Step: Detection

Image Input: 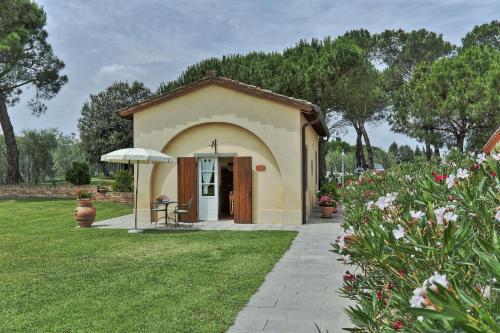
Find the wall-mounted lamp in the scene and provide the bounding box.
[210,139,217,153]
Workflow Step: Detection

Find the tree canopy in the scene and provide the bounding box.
[0,0,67,183]
[462,20,500,50]
[395,46,500,151]
[77,81,151,164]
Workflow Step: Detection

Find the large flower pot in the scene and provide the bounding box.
[74,199,96,227]
[320,206,336,218]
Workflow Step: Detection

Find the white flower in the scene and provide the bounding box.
[492,153,500,161]
[410,287,426,308]
[456,168,469,179]
[392,224,405,240]
[444,211,458,222]
[424,271,449,291]
[445,174,456,189]
[481,285,491,299]
[417,316,424,322]
[366,201,374,210]
[434,207,446,225]
[476,153,487,164]
[337,226,355,253]
[405,175,412,181]
[375,196,388,210]
[379,224,385,231]
[375,192,397,210]
[410,210,425,219]
[386,192,397,204]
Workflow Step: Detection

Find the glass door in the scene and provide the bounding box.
[198,158,218,220]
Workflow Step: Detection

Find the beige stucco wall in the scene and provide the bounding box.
[301,115,320,220]
[132,84,312,224]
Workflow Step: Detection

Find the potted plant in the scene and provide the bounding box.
[318,194,337,218]
[74,189,96,227]
[317,182,341,217]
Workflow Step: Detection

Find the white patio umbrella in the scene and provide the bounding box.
[101,148,176,233]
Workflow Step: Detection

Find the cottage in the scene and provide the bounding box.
[119,72,328,224]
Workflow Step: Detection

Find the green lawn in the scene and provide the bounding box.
[0,199,296,332]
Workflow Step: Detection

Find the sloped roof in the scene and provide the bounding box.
[118,75,329,136]
[482,126,500,153]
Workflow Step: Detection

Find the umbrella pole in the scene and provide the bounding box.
[129,162,143,233]
[135,162,139,230]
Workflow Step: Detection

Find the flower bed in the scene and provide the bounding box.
[334,150,499,332]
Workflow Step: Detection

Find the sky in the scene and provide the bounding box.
[6,0,500,149]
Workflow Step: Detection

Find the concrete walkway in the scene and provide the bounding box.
[228,210,352,333]
[93,215,304,231]
[94,209,353,332]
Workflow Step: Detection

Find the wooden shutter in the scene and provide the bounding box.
[233,156,252,224]
[177,157,197,222]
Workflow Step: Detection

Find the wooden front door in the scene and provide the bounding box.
[233,156,252,224]
[177,157,197,222]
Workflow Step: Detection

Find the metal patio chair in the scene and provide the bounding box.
[173,198,194,227]
[150,195,174,226]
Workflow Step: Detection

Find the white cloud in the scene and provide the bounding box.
[96,64,147,81]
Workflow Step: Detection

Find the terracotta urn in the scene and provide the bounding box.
[74,199,96,227]
[320,206,336,218]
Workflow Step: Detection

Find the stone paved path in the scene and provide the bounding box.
[94,209,353,332]
[228,211,352,333]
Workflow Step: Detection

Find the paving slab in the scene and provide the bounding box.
[228,208,354,333]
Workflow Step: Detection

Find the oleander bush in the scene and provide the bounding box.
[334,150,499,332]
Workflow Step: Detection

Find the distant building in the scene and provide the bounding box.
[482,127,500,154]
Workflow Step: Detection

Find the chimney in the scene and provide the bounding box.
[204,69,217,78]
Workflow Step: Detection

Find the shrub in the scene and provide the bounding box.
[334,150,499,332]
[318,181,340,201]
[65,162,91,185]
[112,170,133,192]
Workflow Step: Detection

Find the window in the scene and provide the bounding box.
[200,158,215,196]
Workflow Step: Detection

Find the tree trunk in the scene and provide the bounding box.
[318,136,328,188]
[425,142,432,161]
[360,124,374,169]
[0,98,21,183]
[456,132,466,152]
[354,126,365,169]
[433,145,440,158]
